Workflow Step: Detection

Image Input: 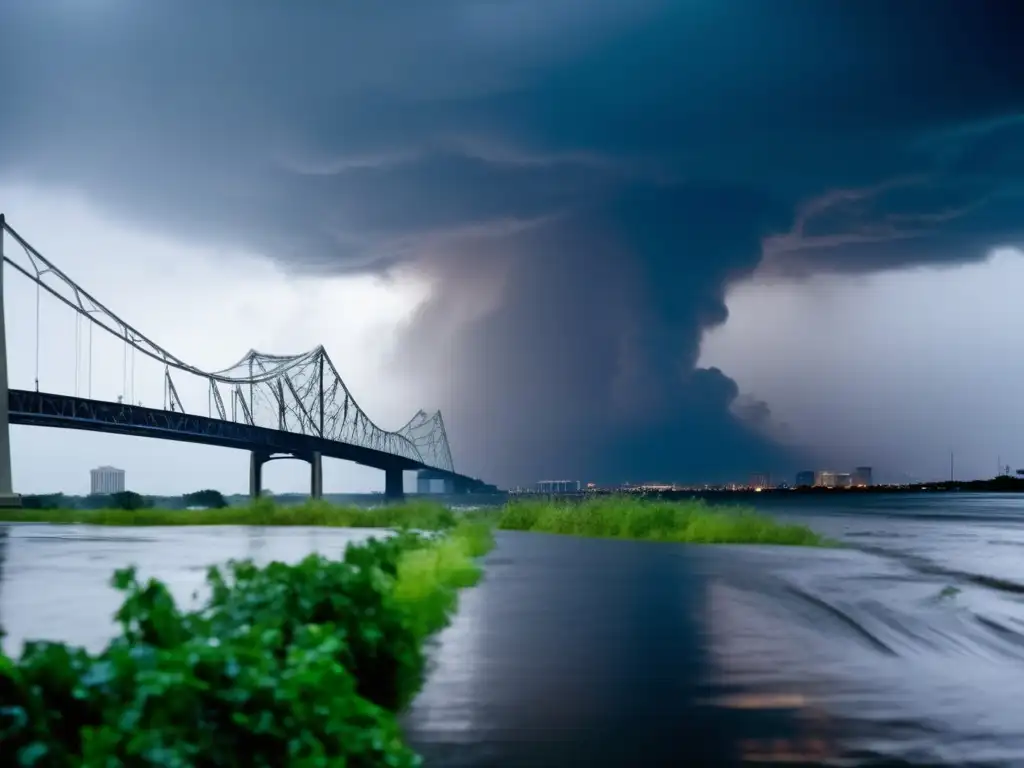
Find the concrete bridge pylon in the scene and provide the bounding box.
[0,216,22,508]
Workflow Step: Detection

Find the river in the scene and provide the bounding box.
[3,493,1024,766]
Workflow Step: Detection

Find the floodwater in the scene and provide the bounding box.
[4,495,1024,766]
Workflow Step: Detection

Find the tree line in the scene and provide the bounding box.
[19,489,230,511]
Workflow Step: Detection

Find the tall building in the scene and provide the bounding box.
[749,473,771,489]
[814,470,838,488]
[536,480,581,494]
[795,470,815,487]
[90,466,125,495]
[853,466,873,487]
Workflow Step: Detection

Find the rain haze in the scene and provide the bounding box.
[2,0,1024,493]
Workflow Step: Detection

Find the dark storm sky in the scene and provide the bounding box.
[2,1,1023,485]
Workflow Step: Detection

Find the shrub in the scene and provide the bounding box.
[110,491,150,511]
[0,524,492,766]
[199,534,428,712]
[182,489,228,509]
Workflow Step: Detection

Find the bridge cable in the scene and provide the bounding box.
[74,312,80,397]
[130,338,136,405]
[34,281,40,392]
[122,331,128,403]
[88,320,93,399]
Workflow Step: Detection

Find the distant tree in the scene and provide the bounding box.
[990,475,1024,491]
[82,494,113,510]
[109,491,149,510]
[21,493,67,510]
[183,489,228,509]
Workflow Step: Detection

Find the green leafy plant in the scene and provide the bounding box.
[0,524,492,766]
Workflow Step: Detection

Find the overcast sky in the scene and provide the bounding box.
[3,184,429,494]
[2,0,1024,493]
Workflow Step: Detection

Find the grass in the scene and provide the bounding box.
[0,497,458,530]
[393,521,494,639]
[0,495,829,546]
[494,495,829,546]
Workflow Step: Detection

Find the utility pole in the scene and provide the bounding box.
[0,214,22,507]
[950,450,954,483]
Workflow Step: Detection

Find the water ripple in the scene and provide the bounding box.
[6,496,1024,765]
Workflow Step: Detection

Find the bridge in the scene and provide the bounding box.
[0,214,493,506]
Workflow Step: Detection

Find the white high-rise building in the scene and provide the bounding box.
[90,466,126,495]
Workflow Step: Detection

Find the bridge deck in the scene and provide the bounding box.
[8,389,467,477]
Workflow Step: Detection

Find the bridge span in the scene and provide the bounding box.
[0,214,493,505]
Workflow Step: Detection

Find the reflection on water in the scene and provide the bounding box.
[4,495,1024,765]
[0,526,8,640]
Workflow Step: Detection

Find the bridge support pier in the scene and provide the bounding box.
[249,451,268,500]
[0,216,21,508]
[309,451,323,500]
[249,451,323,501]
[384,467,404,503]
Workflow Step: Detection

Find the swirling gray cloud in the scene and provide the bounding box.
[3,0,1022,484]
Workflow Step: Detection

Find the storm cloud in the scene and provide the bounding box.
[2,0,1023,485]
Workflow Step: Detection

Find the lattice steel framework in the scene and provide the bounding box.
[1,219,455,473]
[397,409,455,477]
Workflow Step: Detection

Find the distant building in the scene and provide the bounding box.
[536,480,581,494]
[795,470,815,487]
[90,466,125,495]
[814,470,837,488]
[416,470,454,494]
[835,473,852,488]
[749,473,771,489]
[853,466,873,487]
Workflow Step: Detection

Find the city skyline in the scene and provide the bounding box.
[3,4,1024,493]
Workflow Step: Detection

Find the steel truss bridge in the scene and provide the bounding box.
[0,214,491,504]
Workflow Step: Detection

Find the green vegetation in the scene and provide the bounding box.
[494,496,828,546]
[183,489,228,509]
[0,494,825,762]
[0,520,493,766]
[1,496,826,546]
[0,498,458,530]
[19,489,290,511]
[23,490,157,511]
